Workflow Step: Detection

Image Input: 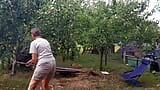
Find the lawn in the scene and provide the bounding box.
[0,53,160,90]
[57,54,160,90]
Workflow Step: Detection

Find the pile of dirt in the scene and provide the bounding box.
[50,68,105,90]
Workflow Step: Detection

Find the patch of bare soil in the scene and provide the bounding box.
[49,68,105,90]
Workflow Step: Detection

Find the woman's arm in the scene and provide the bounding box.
[26,53,38,66]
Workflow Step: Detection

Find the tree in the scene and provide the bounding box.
[82,0,156,70]
[0,0,48,73]
[33,0,83,61]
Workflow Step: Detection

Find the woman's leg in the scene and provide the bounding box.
[41,61,56,90]
[41,77,51,90]
[28,80,41,90]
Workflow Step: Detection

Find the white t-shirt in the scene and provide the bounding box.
[29,38,55,65]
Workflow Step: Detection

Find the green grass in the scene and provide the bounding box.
[0,73,30,90]
[57,53,132,72]
[0,68,2,76]
[57,54,160,89]
[0,78,29,90]
[56,54,100,69]
[0,54,160,90]
[140,72,160,86]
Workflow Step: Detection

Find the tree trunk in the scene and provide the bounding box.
[11,54,16,75]
[123,50,126,64]
[82,47,86,55]
[11,60,16,75]
[104,50,108,65]
[99,47,104,71]
[67,48,70,59]
[1,59,4,73]
[62,56,65,62]
[61,48,66,62]
[62,52,66,62]
[108,48,112,64]
[71,50,75,61]
[11,46,20,75]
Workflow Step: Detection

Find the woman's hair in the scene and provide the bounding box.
[31,27,41,36]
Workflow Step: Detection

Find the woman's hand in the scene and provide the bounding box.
[26,53,38,67]
[26,60,34,67]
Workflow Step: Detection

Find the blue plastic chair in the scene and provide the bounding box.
[120,58,151,87]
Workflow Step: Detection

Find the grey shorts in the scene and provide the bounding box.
[31,60,56,80]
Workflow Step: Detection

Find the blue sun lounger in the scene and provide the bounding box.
[120,58,151,87]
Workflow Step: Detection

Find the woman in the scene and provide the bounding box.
[26,28,56,90]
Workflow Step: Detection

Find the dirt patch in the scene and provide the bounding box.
[50,68,105,90]
[0,68,127,90]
